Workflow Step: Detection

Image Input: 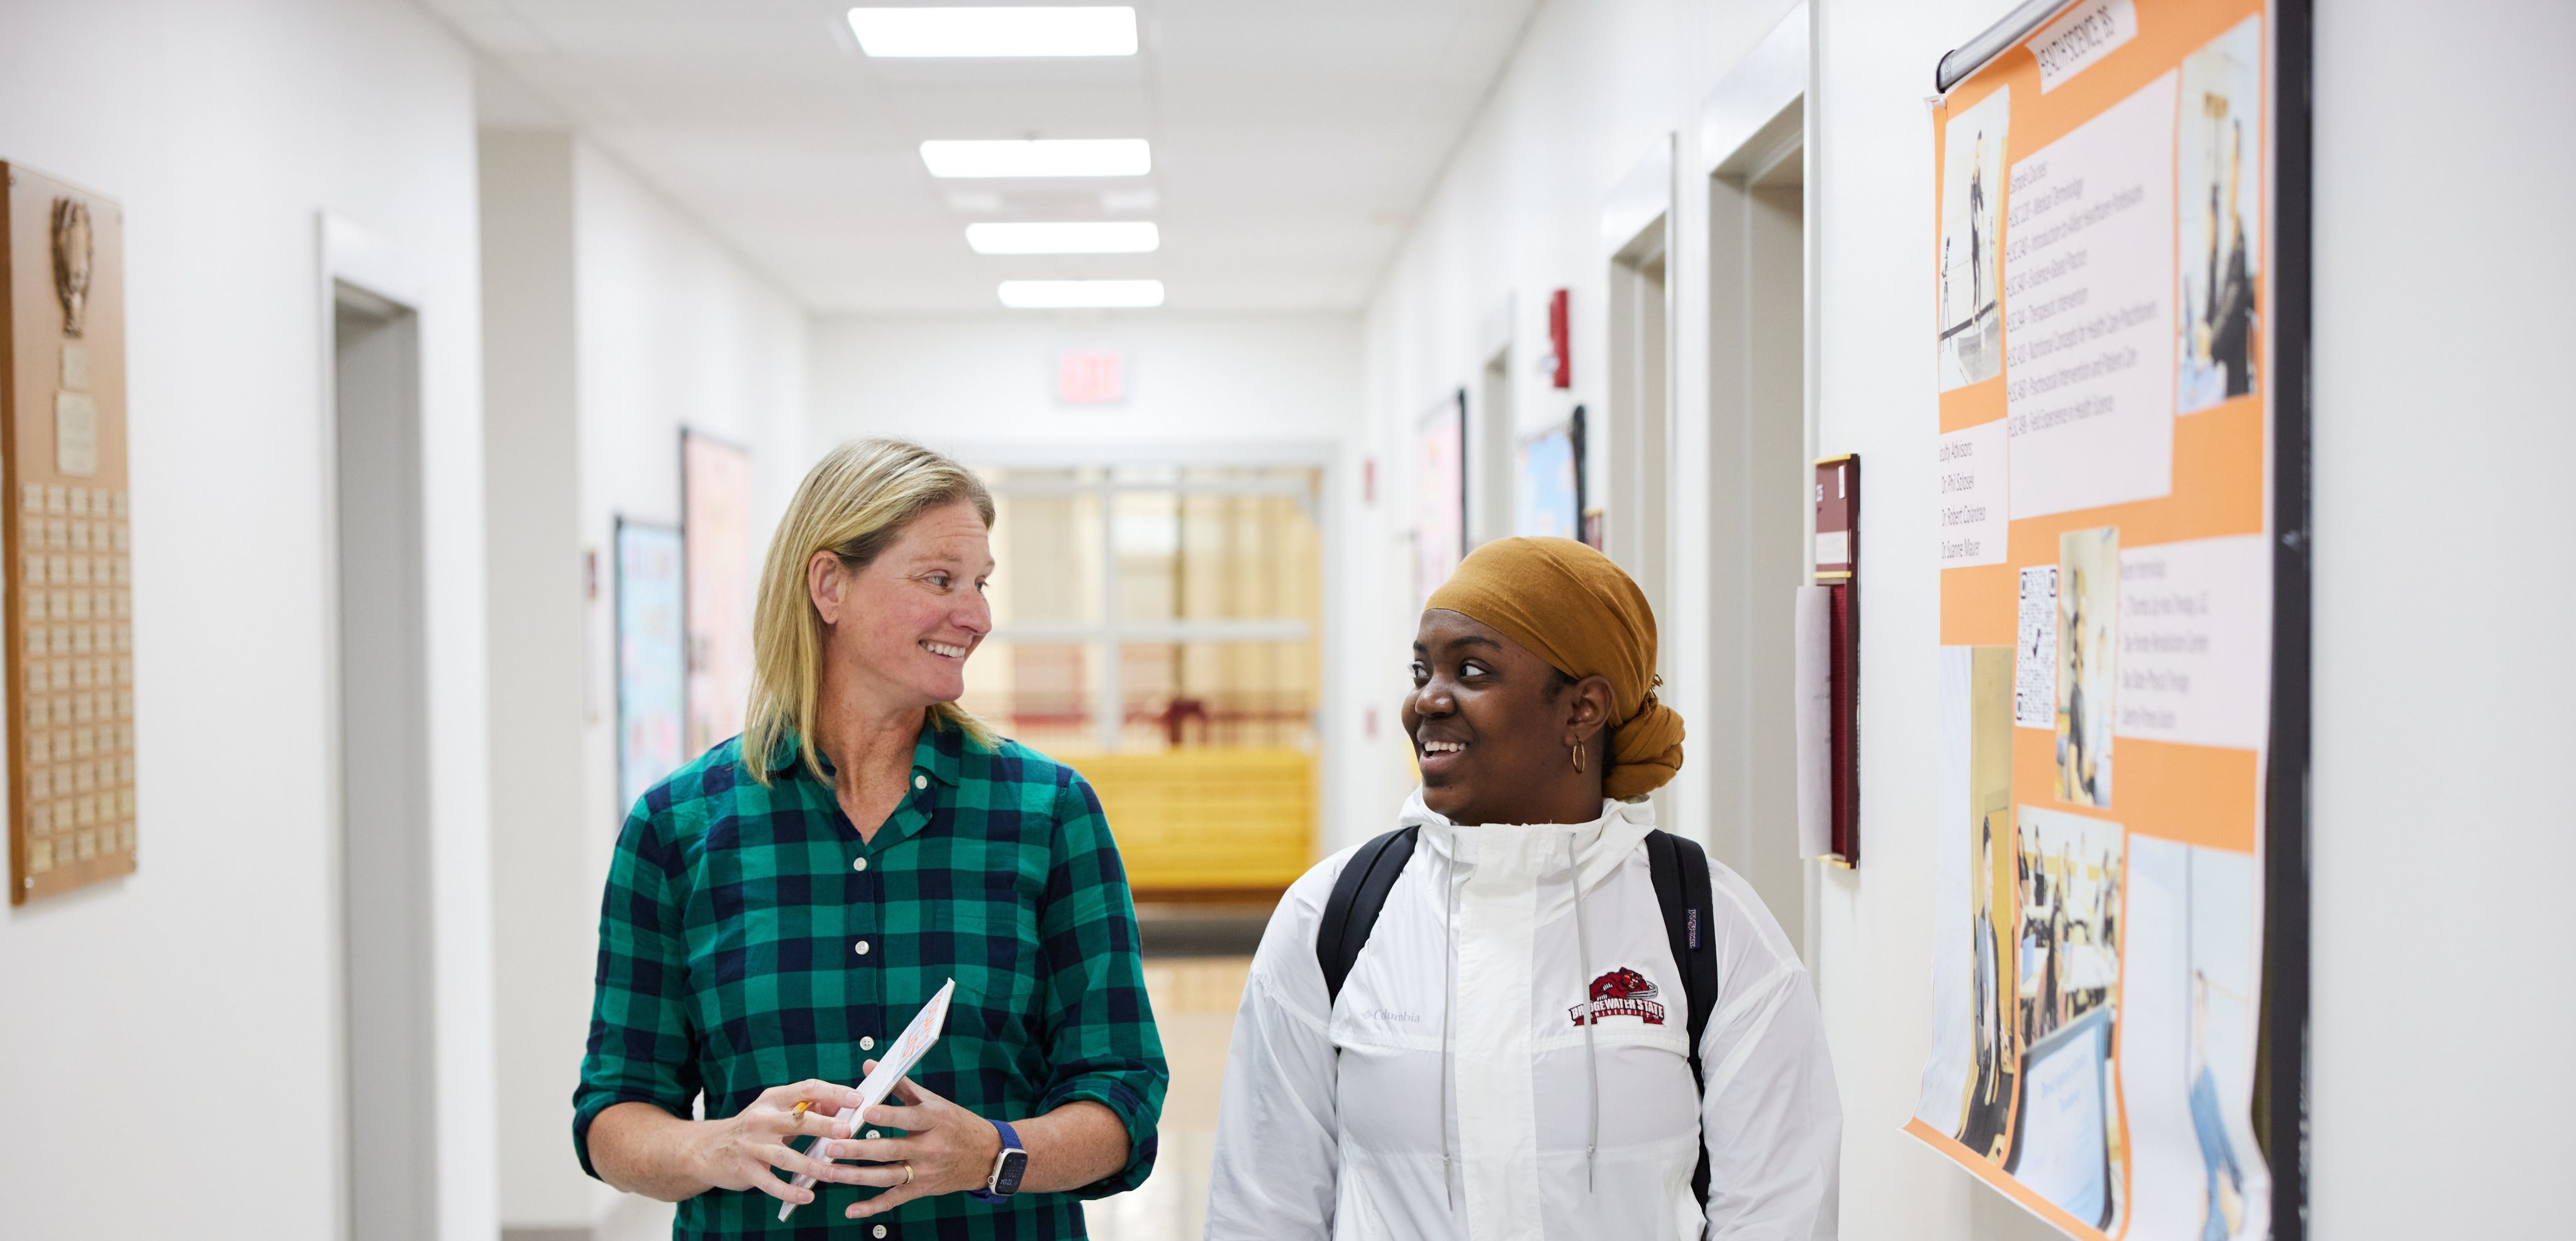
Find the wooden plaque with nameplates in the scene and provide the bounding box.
[2,162,136,904]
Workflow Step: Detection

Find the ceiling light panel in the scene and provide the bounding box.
[921,138,1150,178]
[848,7,1137,58]
[967,221,1159,254]
[998,279,1165,309]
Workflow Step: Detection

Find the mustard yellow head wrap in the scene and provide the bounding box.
[1424,537,1685,799]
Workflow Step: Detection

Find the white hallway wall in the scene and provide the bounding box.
[1366,0,2576,1238]
[1361,0,1813,874]
[2305,0,2573,1234]
[808,313,1358,454]
[0,0,497,1237]
[484,126,809,1233]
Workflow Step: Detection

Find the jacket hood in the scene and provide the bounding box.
[1398,788,1658,898]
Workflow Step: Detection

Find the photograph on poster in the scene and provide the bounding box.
[2058,526,2119,806]
[1916,649,1980,1152]
[1938,87,2010,391]
[2121,836,2267,1241]
[1959,648,2019,1160]
[1413,392,1465,606]
[1516,417,1581,540]
[2177,16,2263,415]
[2012,1006,2121,1231]
[2012,807,2124,1091]
[616,520,686,815]
[2007,805,2128,1229]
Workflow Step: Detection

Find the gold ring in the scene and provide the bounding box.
[901,1162,915,1186]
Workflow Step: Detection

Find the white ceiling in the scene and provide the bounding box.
[426,0,1541,312]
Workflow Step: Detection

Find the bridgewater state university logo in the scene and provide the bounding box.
[1568,967,1667,1027]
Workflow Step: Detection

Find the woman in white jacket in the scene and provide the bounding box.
[1207,537,1841,1240]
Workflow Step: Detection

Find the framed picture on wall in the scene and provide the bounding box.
[1413,389,1467,606]
[1516,405,1586,541]
[614,518,686,813]
[681,430,754,757]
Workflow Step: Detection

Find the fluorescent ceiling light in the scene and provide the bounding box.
[921,138,1150,179]
[998,279,1165,309]
[967,221,1159,255]
[848,7,1136,58]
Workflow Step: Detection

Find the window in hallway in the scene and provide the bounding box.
[961,464,1324,899]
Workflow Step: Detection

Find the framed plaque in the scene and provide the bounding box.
[4,164,135,904]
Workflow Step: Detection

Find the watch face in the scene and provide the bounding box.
[992,1149,1029,1197]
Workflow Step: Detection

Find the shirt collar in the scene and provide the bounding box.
[765,713,968,788]
[916,716,965,787]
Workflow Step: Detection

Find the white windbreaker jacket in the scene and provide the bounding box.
[1206,793,1840,1240]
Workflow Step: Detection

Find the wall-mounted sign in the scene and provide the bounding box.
[1057,350,1124,405]
[4,164,136,904]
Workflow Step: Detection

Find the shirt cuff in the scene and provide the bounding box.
[572,1091,686,1182]
[1033,1076,1161,1198]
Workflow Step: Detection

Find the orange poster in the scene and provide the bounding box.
[1911,2,2301,1238]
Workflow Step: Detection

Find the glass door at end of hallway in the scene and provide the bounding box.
[962,463,1326,902]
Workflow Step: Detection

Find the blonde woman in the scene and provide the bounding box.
[575,438,1167,1238]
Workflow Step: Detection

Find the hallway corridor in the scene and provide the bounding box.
[0,2,2569,1240]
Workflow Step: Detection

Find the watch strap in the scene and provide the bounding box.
[965,1116,1024,1203]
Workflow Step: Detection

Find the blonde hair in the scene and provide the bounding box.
[745,438,997,785]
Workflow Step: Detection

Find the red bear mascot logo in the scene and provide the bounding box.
[1570,967,1667,1026]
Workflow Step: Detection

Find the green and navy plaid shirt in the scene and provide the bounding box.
[574,720,1167,1239]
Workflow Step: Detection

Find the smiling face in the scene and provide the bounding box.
[1402,608,1612,826]
[809,499,994,715]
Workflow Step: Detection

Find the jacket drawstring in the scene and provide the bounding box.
[1440,849,1458,1212]
[1569,833,1600,1194]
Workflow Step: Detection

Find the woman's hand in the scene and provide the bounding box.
[691,1079,870,1208]
[822,1061,1006,1220]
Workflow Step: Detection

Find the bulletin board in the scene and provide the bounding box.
[682,430,754,758]
[1514,406,1585,542]
[4,164,137,905]
[1411,389,1466,608]
[1904,2,2310,1239]
[615,518,686,813]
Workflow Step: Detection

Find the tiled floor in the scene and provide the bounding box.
[1082,956,1252,1241]
[596,956,1254,1241]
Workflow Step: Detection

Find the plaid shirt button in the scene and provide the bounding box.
[853,855,869,871]
[855,939,870,955]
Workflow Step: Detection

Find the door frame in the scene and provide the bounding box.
[316,212,438,1241]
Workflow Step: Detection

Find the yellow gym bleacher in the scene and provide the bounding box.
[1074,747,1315,899]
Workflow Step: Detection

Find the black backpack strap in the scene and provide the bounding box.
[1646,829,1722,1208]
[1316,827,1419,1008]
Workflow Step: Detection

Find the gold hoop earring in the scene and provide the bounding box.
[1570,740,1585,774]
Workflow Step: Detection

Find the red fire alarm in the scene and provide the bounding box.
[1546,289,1571,389]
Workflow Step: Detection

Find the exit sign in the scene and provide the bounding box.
[1057,350,1124,405]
